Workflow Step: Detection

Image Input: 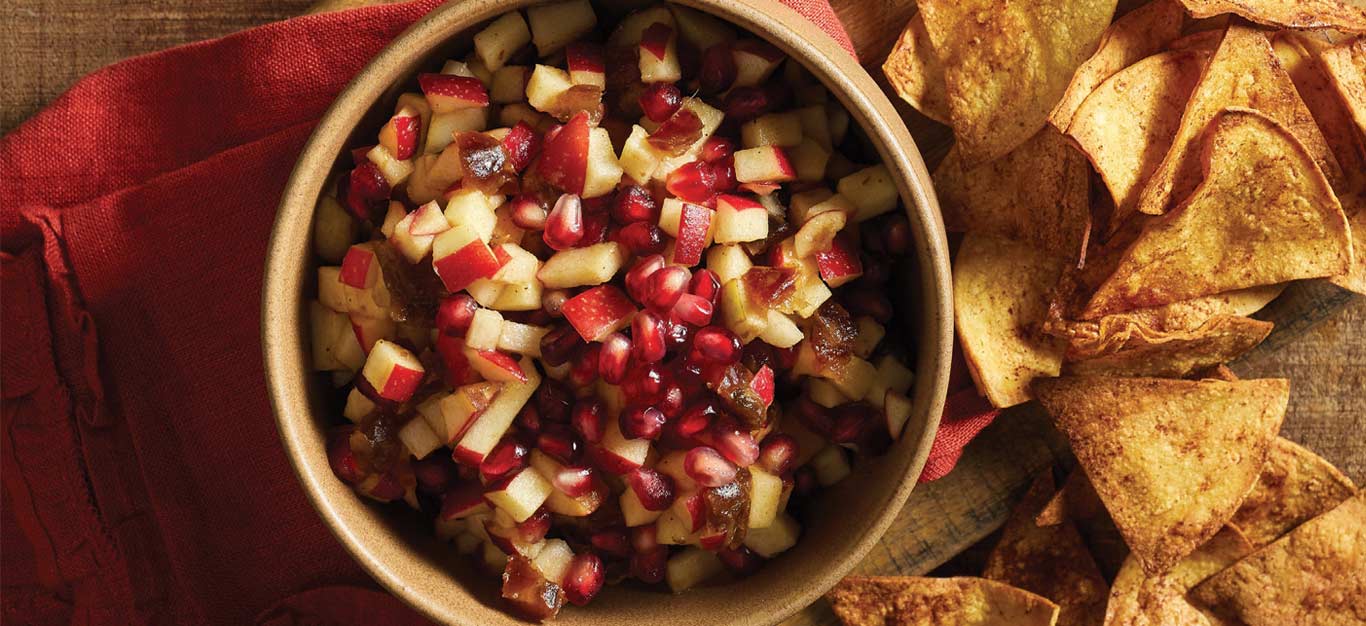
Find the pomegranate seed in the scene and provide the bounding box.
[884,216,911,256]
[671,293,714,326]
[793,466,818,499]
[591,528,632,558]
[861,256,889,284]
[436,294,479,336]
[676,403,717,440]
[658,383,685,419]
[699,43,737,94]
[774,345,799,370]
[542,289,570,317]
[625,255,666,304]
[626,467,676,511]
[327,427,362,484]
[480,437,529,481]
[598,332,633,384]
[689,269,721,304]
[718,546,762,575]
[700,136,734,163]
[620,405,666,440]
[367,472,405,501]
[539,325,584,367]
[631,311,667,363]
[711,156,737,192]
[612,185,659,223]
[581,210,610,245]
[666,161,718,204]
[544,193,584,250]
[562,553,605,606]
[693,326,741,363]
[831,404,876,443]
[571,399,607,443]
[632,546,668,584]
[663,316,694,353]
[516,508,552,543]
[710,424,759,467]
[631,524,659,552]
[757,433,798,475]
[413,455,456,493]
[685,446,738,487]
[622,362,667,405]
[617,221,666,256]
[537,425,582,464]
[644,265,690,312]
[537,380,575,423]
[845,289,893,323]
[570,343,601,387]
[638,82,683,123]
[551,465,595,497]
[510,195,548,230]
[516,403,543,435]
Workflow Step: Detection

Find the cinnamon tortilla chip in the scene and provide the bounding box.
[954,233,1067,409]
[1318,38,1365,137]
[1036,472,1131,580]
[1084,109,1352,319]
[1273,32,1366,194]
[1133,24,1342,218]
[883,12,951,125]
[1102,526,1254,626]
[1032,376,1289,575]
[1232,437,1358,547]
[1190,492,1366,625]
[1052,285,1284,359]
[1179,0,1366,34]
[828,576,1061,626]
[1331,195,1366,294]
[1167,29,1225,52]
[1050,0,1187,130]
[984,473,1109,626]
[1064,315,1273,378]
[1066,49,1209,228]
[916,0,1118,166]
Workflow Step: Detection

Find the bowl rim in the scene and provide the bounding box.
[262,1,953,624]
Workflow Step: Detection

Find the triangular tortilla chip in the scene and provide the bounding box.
[954,233,1067,409]
[984,473,1109,626]
[1067,49,1209,226]
[883,12,951,125]
[1134,24,1342,218]
[1231,437,1358,547]
[1274,32,1366,194]
[916,0,1118,166]
[934,128,1091,259]
[1179,0,1366,34]
[1190,492,1366,625]
[1102,526,1254,626]
[1167,29,1226,52]
[1064,315,1272,378]
[1318,38,1366,138]
[1083,108,1352,319]
[1331,194,1366,294]
[1035,471,1131,580]
[1191,363,1239,381]
[1050,0,1187,130]
[828,576,1061,626]
[1032,376,1289,574]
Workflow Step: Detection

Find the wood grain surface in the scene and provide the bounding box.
[3,1,1362,624]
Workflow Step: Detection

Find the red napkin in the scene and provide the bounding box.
[0,1,995,623]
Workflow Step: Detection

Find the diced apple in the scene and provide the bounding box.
[425,108,490,154]
[638,23,681,83]
[473,11,531,72]
[852,316,885,359]
[788,188,835,224]
[772,241,831,318]
[527,0,596,56]
[350,314,395,353]
[807,377,849,408]
[741,112,802,148]
[311,302,361,371]
[399,417,442,459]
[581,127,624,198]
[491,244,538,285]
[396,91,434,146]
[533,538,576,585]
[666,548,725,593]
[560,285,636,342]
[827,355,877,400]
[884,391,913,440]
[432,223,502,292]
[789,138,830,182]
[537,241,628,289]
[650,99,725,179]
[743,513,799,557]
[540,112,592,194]
[379,201,406,239]
[655,451,699,493]
[668,4,736,50]
[441,59,477,78]
[594,417,651,474]
[793,209,847,258]
[481,541,510,573]
[345,387,378,423]
[758,310,803,348]
[608,5,675,45]
[466,348,530,383]
[442,484,492,522]
[440,381,503,443]
[420,73,490,113]
[491,280,543,312]
[526,64,575,115]
[713,194,769,244]
[837,165,898,221]
[814,232,862,287]
[672,202,715,266]
[865,354,914,408]
[733,145,796,184]
[565,42,606,88]
[485,467,553,523]
[705,244,753,284]
[313,195,356,264]
[317,267,349,312]
[748,466,784,529]
[379,105,422,161]
[453,357,541,464]
[732,39,784,87]
[391,214,435,264]
[465,307,504,350]
[656,507,698,545]
[620,125,663,184]
[809,444,851,486]
[365,145,413,186]
[719,277,770,343]
[621,489,666,527]
[827,103,850,146]
[466,278,506,308]
[360,340,425,402]
[491,66,531,104]
[443,188,500,242]
[497,321,549,357]
[499,103,555,132]
[339,244,381,290]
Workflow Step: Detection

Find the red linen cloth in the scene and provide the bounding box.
[0,1,996,623]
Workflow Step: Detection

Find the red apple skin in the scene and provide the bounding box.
[738,182,781,196]
[716,194,763,213]
[440,483,490,520]
[561,285,638,342]
[672,203,714,266]
[437,333,480,387]
[749,365,775,408]
[378,362,424,401]
[418,73,490,107]
[640,23,673,60]
[815,233,864,286]
[344,161,390,220]
[433,240,501,292]
[452,444,486,468]
[474,349,530,383]
[681,492,706,532]
[540,112,591,195]
[339,246,377,288]
[501,122,542,173]
[566,42,605,74]
[391,115,420,160]
[586,445,643,475]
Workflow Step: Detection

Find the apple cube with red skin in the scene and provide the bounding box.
[733,146,796,184]
[592,417,651,474]
[749,365,775,408]
[339,244,380,289]
[360,340,425,402]
[539,112,592,194]
[395,92,433,148]
[526,0,596,56]
[485,467,554,523]
[529,450,607,517]
[501,122,541,173]
[453,356,541,465]
[379,105,422,161]
[439,381,503,443]
[526,65,576,116]
[473,11,531,73]
[713,194,769,244]
[638,23,681,83]
[466,348,530,383]
[565,42,606,88]
[391,211,440,264]
[837,165,898,222]
[561,285,637,342]
[444,188,501,243]
[419,73,490,113]
[794,210,847,258]
[350,314,395,353]
[366,145,414,186]
[814,232,863,287]
[731,39,785,88]
[432,223,502,292]
[672,202,715,266]
[424,108,489,154]
[655,451,699,493]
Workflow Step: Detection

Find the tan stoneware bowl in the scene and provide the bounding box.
[263,0,952,624]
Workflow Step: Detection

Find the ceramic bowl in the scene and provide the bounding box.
[263,1,952,624]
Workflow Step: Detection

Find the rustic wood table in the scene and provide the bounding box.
[5,0,1362,623]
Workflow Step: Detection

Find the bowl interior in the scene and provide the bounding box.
[263,1,952,624]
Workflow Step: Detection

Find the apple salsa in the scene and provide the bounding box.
[310,0,915,620]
